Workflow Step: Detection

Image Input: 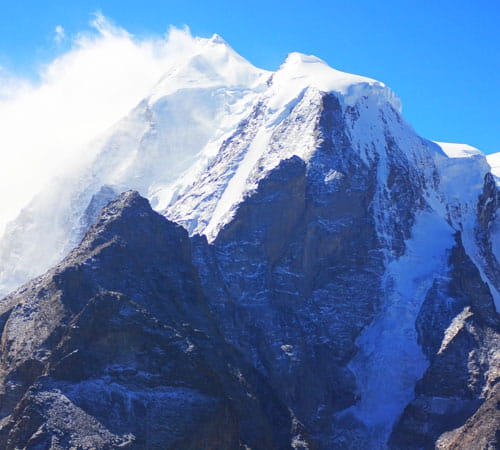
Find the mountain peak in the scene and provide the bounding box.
[79,189,185,251]
[148,34,269,102]
[90,189,151,227]
[208,32,227,45]
[275,51,401,111]
[283,51,326,65]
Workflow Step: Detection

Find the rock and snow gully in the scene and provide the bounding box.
[1,34,500,449]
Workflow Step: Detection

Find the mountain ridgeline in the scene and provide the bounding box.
[1,35,500,448]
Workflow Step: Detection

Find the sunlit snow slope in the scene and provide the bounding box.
[0,35,401,295]
[0,33,269,295]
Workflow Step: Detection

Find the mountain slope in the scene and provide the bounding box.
[0,34,269,297]
[0,191,306,449]
[187,91,500,447]
[0,34,499,448]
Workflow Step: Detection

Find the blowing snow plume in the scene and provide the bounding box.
[0,15,269,297]
[0,14,200,235]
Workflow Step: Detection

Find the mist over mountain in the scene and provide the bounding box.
[1,33,500,449]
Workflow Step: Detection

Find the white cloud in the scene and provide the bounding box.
[54,25,65,43]
[0,15,199,234]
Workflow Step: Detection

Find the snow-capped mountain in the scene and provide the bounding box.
[0,34,403,296]
[1,34,500,449]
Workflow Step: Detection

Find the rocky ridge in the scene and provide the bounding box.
[0,191,307,449]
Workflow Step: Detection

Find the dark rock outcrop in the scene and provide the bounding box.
[0,191,306,449]
[192,93,426,446]
[390,231,500,449]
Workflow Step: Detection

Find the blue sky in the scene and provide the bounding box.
[1,0,499,154]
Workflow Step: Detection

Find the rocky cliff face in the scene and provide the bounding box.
[0,191,307,449]
[192,93,386,446]
[187,91,500,449]
[1,175,500,449]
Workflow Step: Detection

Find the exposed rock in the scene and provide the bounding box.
[436,383,500,449]
[390,232,500,449]
[1,93,500,449]
[0,191,306,449]
[193,94,391,447]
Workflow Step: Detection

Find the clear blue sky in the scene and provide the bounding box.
[1,0,499,154]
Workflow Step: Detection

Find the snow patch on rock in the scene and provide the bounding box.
[348,211,455,446]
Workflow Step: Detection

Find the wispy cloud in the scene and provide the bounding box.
[0,14,198,234]
[54,25,65,43]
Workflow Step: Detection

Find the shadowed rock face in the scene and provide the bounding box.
[1,94,500,450]
[389,174,500,450]
[390,232,500,449]
[200,129,384,441]
[0,191,304,450]
[192,93,425,446]
[191,94,500,449]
